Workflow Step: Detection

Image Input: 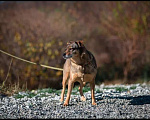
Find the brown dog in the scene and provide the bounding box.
[60,40,97,106]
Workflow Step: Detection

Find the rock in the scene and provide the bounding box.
[0,84,150,119]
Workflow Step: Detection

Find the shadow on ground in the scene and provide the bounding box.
[95,94,150,105]
[128,95,150,105]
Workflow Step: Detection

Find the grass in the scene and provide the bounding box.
[14,88,61,99]
[14,85,93,99]
[96,89,103,93]
[14,93,25,99]
[129,86,137,90]
[103,85,137,92]
[12,85,138,99]
[115,87,128,92]
[2,81,138,99]
[0,82,25,97]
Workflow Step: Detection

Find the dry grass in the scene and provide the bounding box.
[0,58,27,96]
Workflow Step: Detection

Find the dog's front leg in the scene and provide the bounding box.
[60,72,69,102]
[63,80,74,106]
[60,80,67,102]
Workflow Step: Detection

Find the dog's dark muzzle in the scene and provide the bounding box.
[63,53,72,59]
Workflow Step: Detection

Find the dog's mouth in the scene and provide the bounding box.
[63,53,72,59]
[63,40,84,59]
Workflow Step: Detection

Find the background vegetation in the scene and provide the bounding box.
[0,1,150,92]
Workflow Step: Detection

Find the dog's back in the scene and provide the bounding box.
[83,50,97,73]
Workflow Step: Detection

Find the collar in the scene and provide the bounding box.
[70,58,92,67]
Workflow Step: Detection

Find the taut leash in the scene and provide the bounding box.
[0,49,63,71]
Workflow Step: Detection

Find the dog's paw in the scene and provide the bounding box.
[63,102,69,106]
[81,96,86,101]
[92,102,97,105]
[60,99,63,102]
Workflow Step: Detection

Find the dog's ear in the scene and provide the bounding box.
[67,42,70,45]
[80,47,86,60]
[81,52,86,60]
[79,40,84,44]
[78,40,84,47]
[67,41,73,45]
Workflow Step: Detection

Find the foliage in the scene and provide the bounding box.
[0,1,150,91]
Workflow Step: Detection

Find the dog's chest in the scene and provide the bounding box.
[71,62,96,81]
[71,63,84,76]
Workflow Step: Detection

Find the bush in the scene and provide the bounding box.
[0,1,150,90]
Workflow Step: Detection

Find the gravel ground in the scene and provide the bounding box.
[0,83,150,119]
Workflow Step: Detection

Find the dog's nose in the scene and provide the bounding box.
[63,53,72,59]
[63,53,66,56]
[63,53,67,59]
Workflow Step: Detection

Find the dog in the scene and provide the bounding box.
[60,40,97,106]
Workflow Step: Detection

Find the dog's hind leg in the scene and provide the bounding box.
[60,72,69,102]
[90,80,97,105]
[78,81,86,101]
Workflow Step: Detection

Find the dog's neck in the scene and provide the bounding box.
[70,48,92,66]
[70,55,83,65]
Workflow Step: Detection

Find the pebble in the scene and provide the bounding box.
[0,83,150,119]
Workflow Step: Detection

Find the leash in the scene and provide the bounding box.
[0,49,63,71]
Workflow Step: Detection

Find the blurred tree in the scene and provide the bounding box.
[0,1,150,90]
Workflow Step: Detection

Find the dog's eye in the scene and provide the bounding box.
[71,48,77,51]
